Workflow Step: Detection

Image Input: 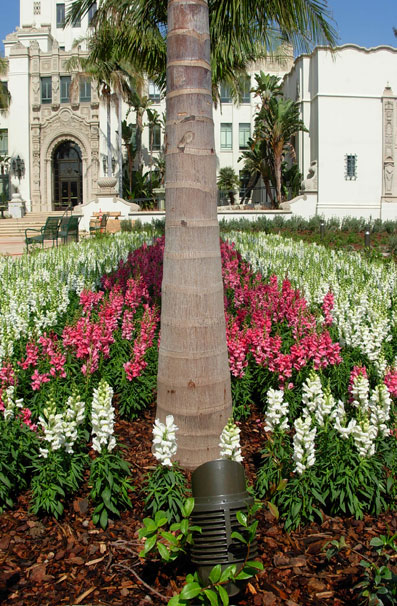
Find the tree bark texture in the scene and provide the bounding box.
[156,0,232,470]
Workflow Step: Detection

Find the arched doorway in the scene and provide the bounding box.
[53,141,83,209]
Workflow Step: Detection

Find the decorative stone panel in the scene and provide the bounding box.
[382,85,397,201]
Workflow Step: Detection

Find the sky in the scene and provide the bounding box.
[1,0,397,55]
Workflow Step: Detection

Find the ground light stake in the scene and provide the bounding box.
[190,459,257,597]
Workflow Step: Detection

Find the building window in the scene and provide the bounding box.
[150,124,161,151]
[72,15,81,27]
[80,77,91,102]
[41,77,52,104]
[241,75,251,103]
[220,123,232,149]
[148,81,161,103]
[239,123,250,149]
[0,130,8,155]
[33,2,41,15]
[88,2,97,25]
[56,3,65,28]
[60,76,71,103]
[220,83,232,103]
[345,154,357,180]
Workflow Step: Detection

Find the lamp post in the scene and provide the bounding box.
[11,155,25,181]
[320,220,325,239]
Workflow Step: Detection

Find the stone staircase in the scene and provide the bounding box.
[0,211,66,238]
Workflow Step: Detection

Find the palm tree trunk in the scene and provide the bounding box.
[106,94,112,177]
[117,94,123,196]
[136,110,143,172]
[156,0,232,470]
[274,150,283,208]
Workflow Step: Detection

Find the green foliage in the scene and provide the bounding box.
[143,463,189,524]
[138,498,199,562]
[256,423,397,531]
[217,167,240,206]
[30,450,88,519]
[231,367,255,420]
[355,532,397,606]
[0,418,38,512]
[165,503,263,605]
[89,449,134,529]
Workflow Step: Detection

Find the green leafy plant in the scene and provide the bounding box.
[89,449,134,529]
[356,560,397,606]
[167,504,264,605]
[30,450,88,518]
[143,462,189,524]
[138,498,200,562]
[0,418,38,512]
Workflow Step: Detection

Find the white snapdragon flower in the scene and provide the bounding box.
[39,399,66,457]
[63,391,86,454]
[1,385,24,421]
[368,384,391,438]
[152,415,178,467]
[351,419,377,458]
[264,389,289,432]
[332,400,356,438]
[302,373,335,427]
[292,415,317,475]
[91,379,116,453]
[39,390,86,458]
[219,418,243,462]
[351,373,369,412]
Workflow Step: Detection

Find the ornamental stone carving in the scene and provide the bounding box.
[301,160,318,192]
[382,85,397,200]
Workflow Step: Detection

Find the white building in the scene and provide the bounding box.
[2,2,397,221]
[0,0,292,213]
[283,44,397,220]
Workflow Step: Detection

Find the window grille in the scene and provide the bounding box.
[0,130,8,155]
[33,2,41,15]
[88,2,97,25]
[41,77,52,104]
[79,78,91,102]
[148,81,161,102]
[220,123,232,149]
[60,76,71,103]
[150,124,161,151]
[239,123,250,149]
[220,83,232,103]
[345,154,357,180]
[56,4,65,28]
[241,76,251,103]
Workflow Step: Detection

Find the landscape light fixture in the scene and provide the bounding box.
[364,227,371,248]
[11,155,25,180]
[320,220,325,238]
[190,459,257,597]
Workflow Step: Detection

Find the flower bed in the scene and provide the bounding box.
[0,232,395,532]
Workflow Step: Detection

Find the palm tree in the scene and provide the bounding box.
[69,0,337,469]
[255,96,307,207]
[239,138,275,206]
[217,167,240,206]
[0,57,10,113]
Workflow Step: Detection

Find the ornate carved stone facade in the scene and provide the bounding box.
[382,85,397,203]
[28,36,100,211]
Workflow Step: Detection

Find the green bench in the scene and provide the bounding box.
[58,215,81,244]
[25,216,61,251]
[89,213,109,235]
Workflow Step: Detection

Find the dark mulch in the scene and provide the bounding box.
[0,403,395,606]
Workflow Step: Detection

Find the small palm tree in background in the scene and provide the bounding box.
[217,167,240,206]
[0,57,10,113]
